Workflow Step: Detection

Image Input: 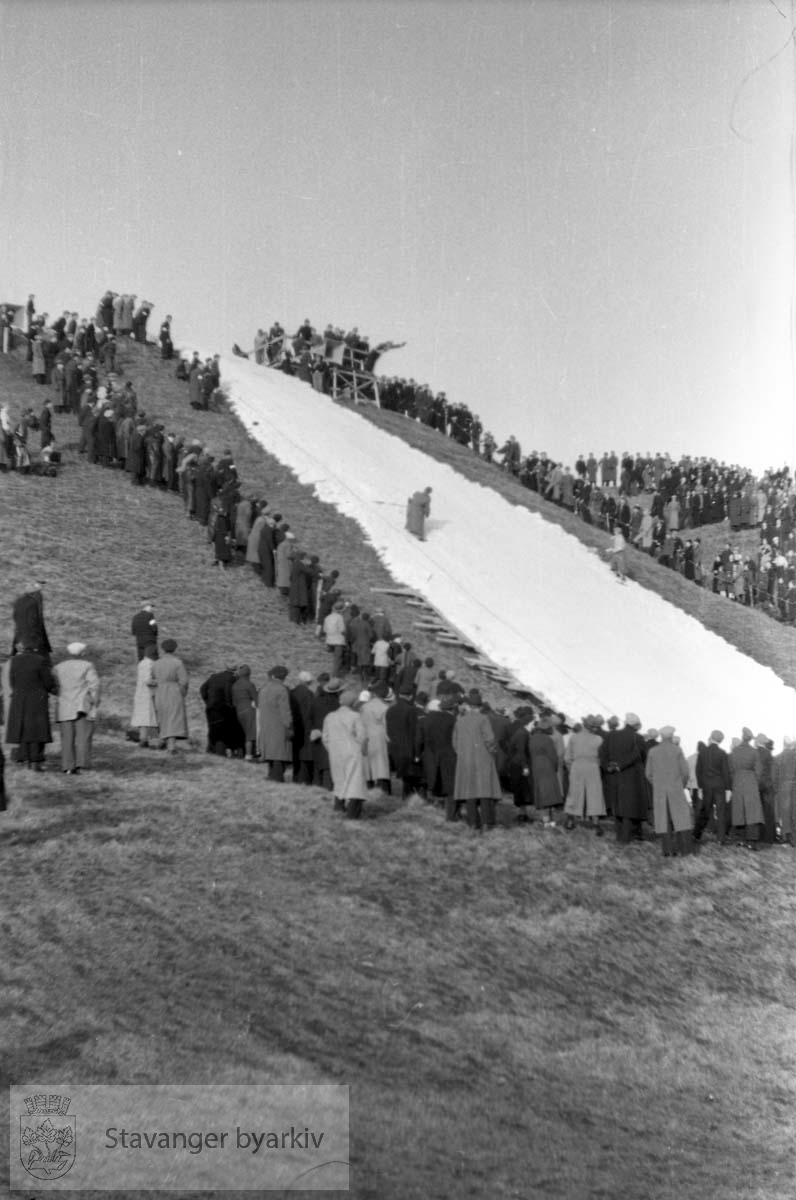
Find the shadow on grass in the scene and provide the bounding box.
[4,1029,98,1083]
[0,805,144,847]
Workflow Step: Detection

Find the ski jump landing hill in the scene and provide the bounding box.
[217,352,796,754]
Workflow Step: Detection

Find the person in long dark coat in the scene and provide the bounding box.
[212,509,233,568]
[415,698,457,815]
[385,691,420,798]
[5,646,57,768]
[529,719,563,824]
[309,677,341,790]
[199,667,241,756]
[126,423,147,485]
[231,665,258,760]
[506,708,535,820]
[289,672,315,784]
[288,554,315,623]
[600,713,649,843]
[95,408,117,466]
[695,730,731,843]
[12,584,51,658]
[258,519,276,587]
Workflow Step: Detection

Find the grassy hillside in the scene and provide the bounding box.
[0,340,508,730]
[2,338,795,1199]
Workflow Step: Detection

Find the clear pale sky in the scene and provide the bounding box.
[1,0,794,471]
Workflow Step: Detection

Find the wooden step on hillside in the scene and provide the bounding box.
[371,586,425,597]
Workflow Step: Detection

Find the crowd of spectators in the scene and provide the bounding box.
[248,318,794,624]
[1,293,794,848]
[5,581,795,851]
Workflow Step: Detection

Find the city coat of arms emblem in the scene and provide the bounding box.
[19,1093,76,1179]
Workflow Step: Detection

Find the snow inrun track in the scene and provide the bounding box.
[220,354,796,753]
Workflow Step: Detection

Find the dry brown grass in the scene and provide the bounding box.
[2,749,796,1199]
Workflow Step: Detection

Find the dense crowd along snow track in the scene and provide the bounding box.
[189,349,796,754]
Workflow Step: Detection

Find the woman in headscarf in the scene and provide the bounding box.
[150,639,189,753]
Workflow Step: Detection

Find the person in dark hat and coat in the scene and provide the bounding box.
[289,671,316,783]
[415,695,457,815]
[5,644,57,769]
[12,582,51,658]
[600,712,649,843]
[231,665,258,761]
[131,601,158,661]
[695,730,731,843]
[385,688,421,798]
[200,666,241,756]
[309,676,341,789]
[529,717,563,826]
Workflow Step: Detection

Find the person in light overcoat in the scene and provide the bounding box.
[452,692,502,831]
[322,688,368,817]
[257,665,293,780]
[730,728,764,845]
[564,719,606,828]
[53,642,100,773]
[131,645,159,747]
[150,639,189,751]
[644,726,693,855]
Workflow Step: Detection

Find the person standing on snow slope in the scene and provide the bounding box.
[406,486,432,541]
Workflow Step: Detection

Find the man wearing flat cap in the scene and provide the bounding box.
[53,643,100,774]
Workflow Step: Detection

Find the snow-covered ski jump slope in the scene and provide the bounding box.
[220,355,796,752]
